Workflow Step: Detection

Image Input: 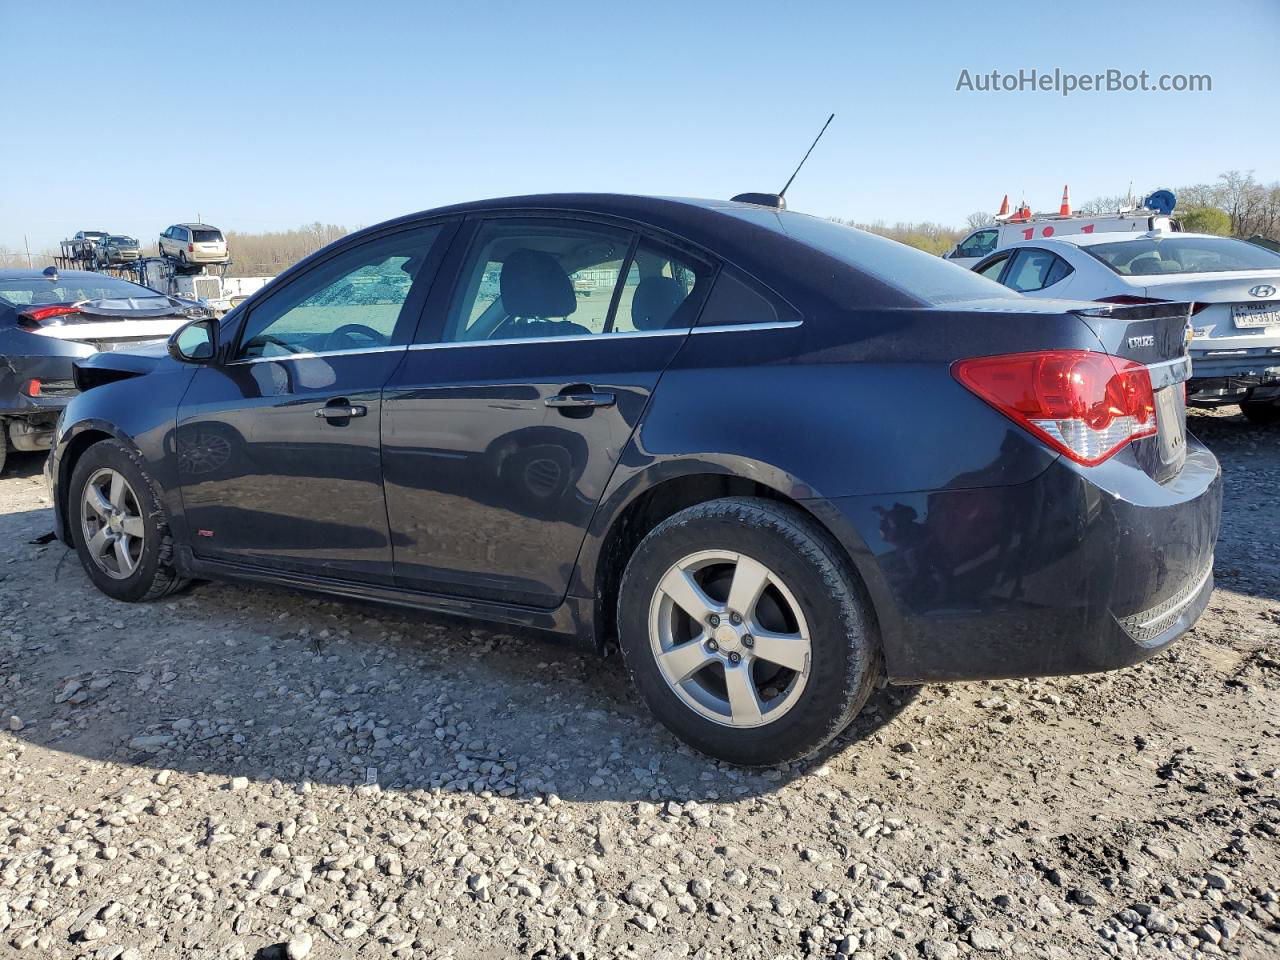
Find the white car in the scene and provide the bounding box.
[159,223,229,266]
[973,231,1280,423]
[945,212,1176,269]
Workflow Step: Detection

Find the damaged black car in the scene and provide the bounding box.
[0,268,206,472]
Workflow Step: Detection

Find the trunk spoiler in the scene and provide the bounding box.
[1069,301,1194,322]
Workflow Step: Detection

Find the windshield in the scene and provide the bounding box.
[107,236,136,245]
[1084,236,1280,276]
[192,230,223,242]
[0,275,165,306]
[771,213,1021,305]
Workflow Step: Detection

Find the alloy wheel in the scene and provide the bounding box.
[648,550,812,728]
[80,467,145,580]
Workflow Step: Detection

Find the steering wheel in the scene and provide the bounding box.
[322,323,388,352]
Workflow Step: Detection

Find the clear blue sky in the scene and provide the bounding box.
[2,0,1275,252]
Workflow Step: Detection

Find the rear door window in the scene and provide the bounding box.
[441,219,637,343]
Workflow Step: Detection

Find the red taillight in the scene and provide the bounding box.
[1095,295,1169,305]
[20,379,41,397]
[18,305,80,328]
[954,350,1157,466]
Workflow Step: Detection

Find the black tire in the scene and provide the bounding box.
[1240,399,1280,425]
[68,440,189,602]
[0,423,7,476]
[617,497,881,766]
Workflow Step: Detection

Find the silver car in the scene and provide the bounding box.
[96,235,141,266]
[159,223,229,266]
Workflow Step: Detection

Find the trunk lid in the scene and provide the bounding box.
[23,297,189,351]
[1069,300,1193,484]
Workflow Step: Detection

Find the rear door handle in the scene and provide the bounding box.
[545,391,615,409]
[315,402,367,419]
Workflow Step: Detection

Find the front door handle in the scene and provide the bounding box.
[545,391,615,410]
[315,401,367,419]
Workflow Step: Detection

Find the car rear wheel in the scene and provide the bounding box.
[1241,398,1280,425]
[69,440,188,602]
[617,497,880,766]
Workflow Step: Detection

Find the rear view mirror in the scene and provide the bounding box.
[169,318,218,363]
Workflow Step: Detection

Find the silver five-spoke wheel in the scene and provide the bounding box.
[649,549,811,728]
[80,467,145,580]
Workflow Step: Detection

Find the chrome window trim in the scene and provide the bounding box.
[404,319,802,351]
[408,329,688,351]
[691,320,803,335]
[226,344,406,365]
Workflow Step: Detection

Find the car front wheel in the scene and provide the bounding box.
[69,440,188,602]
[617,497,880,766]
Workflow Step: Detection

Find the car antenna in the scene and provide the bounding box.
[731,113,835,210]
[779,113,835,200]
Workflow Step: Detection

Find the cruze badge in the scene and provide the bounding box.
[1128,334,1155,348]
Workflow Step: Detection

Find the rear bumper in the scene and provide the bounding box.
[814,439,1222,684]
[1189,345,1280,381]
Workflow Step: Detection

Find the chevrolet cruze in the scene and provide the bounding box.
[46,194,1222,765]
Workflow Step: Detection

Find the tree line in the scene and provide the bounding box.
[3,171,1277,273]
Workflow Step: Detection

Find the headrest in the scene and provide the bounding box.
[631,276,688,330]
[1128,257,1166,275]
[500,249,575,318]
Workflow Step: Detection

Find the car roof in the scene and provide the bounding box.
[307,193,938,311]
[175,222,220,230]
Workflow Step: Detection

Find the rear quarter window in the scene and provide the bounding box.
[696,269,796,328]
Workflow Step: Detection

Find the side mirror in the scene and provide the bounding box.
[169,318,218,363]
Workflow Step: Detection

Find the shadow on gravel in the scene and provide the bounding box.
[4,534,917,803]
[2,450,49,480]
[1187,410,1280,604]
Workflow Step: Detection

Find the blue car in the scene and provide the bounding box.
[46,194,1221,765]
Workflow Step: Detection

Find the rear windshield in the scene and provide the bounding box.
[1084,236,1280,276]
[772,213,1020,305]
[0,275,163,307]
[192,229,223,242]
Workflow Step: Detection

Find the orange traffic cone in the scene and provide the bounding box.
[1058,185,1072,218]
[996,194,1010,218]
[1010,201,1031,223]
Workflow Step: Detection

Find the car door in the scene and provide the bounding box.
[175,220,455,584]
[381,215,713,607]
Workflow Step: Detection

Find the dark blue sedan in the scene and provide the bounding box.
[46,194,1221,765]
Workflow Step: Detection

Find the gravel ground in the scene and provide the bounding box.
[0,409,1275,960]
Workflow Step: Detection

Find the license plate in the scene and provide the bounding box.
[1232,302,1280,328]
[1155,387,1185,464]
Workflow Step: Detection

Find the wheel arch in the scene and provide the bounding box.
[576,462,890,659]
[54,421,140,545]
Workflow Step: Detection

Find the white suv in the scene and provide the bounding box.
[159,223,229,266]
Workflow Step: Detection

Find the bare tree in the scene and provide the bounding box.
[965,211,996,230]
